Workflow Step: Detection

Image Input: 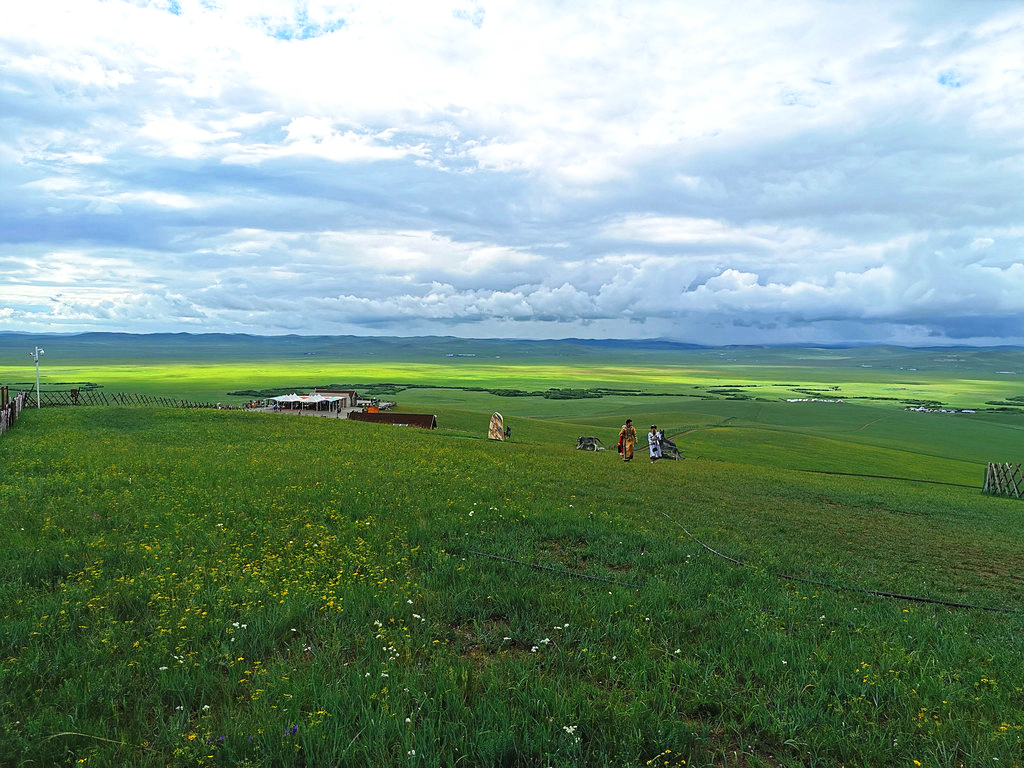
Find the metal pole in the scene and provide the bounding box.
[30,347,44,408]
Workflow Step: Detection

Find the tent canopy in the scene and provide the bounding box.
[488,411,504,440]
[271,393,344,404]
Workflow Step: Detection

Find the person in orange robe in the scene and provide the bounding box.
[618,419,637,462]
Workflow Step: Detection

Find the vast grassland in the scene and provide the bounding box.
[2,336,1024,766]
[1,333,1023,410]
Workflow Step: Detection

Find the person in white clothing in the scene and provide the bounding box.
[648,425,662,462]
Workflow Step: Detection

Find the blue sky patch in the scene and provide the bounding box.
[453,5,486,28]
[937,69,964,88]
[263,13,346,40]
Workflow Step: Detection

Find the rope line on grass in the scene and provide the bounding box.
[661,429,976,489]
[43,731,157,752]
[794,468,976,489]
[458,549,639,588]
[660,513,1021,615]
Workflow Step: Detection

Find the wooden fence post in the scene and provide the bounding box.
[0,391,26,438]
[1,388,215,413]
[984,462,1023,499]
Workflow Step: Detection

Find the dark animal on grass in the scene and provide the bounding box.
[576,436,605,451]
[658,432,681,460]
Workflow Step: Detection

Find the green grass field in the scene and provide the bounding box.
[2,337,1024,766]
[2,333,1023,411]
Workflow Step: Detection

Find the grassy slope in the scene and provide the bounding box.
[2,389,1023,766]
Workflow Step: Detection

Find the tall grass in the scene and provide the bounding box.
[2,405,1022,767]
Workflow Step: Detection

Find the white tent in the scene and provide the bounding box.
[268,392,345,413]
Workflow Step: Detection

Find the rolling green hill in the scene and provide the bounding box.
[2,366,1023,766]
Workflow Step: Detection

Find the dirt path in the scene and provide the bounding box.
[856,416,892,431]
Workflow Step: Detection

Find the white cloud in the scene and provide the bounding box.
[224,119,428,165]
[20,177,205,211]
[137,113,241,158]
[2,0,1024,344]
[5,54,135,89]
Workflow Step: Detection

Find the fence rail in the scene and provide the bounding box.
[983,462,1023,499]
[0,388,28,438]
[27,389,215,409]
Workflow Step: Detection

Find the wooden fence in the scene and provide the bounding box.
[0,388,28,438]
[983,462,1023,499]
[30,389,215,409]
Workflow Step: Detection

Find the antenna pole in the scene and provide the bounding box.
[30,346,44,408]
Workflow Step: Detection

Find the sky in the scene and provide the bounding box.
[2,0,1023,345]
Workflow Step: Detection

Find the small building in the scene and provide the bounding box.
[314,389,358,408]
[269,392,349,414]
[348,412,437,429]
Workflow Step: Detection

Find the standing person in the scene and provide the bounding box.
[648,425,662,462]
[618,418,637,462]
